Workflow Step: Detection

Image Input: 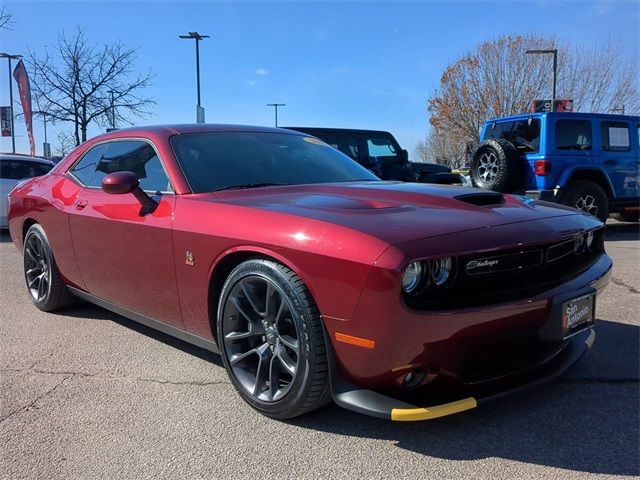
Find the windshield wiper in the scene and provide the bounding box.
[213,182,288,192]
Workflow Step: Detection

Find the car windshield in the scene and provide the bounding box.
[170,131,379,193]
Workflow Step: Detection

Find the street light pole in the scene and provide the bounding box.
[526,48,558,110]
[0,52,22,153]
[267,103,285,127]
[179,32,210,123]
[107,89,116,130]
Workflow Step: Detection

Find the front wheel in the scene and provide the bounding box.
[559,180,609,222]
[217,259,331,419]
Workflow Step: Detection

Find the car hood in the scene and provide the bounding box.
[211,181,583,245]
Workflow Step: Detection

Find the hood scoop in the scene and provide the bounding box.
[454,192,505,207]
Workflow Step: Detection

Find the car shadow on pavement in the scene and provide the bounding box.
[60,302,223,367]
[605,221,640,241]
[289,319,639,476]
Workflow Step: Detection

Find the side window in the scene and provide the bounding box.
[96,141,171,193]
[0,161,51,180]
[601,121,630,152]
[555,120,592,150]
[69,144,108,185]
[367,137,397,157]
[317,134,359,160]
[70,141,170,192]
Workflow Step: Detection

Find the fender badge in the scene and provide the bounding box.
[185,251,195,266]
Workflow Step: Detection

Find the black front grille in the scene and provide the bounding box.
[404,228,605,311]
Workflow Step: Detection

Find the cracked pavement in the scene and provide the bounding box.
[1,220,638,479]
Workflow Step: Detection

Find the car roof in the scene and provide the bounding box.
[484,112,640,124]
[0,154,54,165]
[283,126,394,136]
[86,124,305,143]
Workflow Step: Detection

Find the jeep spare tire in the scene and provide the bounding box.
[470,139,523,193]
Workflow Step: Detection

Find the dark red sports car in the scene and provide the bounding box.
[8,125,611,421]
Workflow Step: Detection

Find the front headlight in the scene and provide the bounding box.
[401,261,424,293]
[429,257,452,286]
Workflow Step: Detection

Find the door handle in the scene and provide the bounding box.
[75,200,88,210]
[604,160,618,166]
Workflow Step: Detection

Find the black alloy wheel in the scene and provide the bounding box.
[23,224,71,311]
[217,259,330,419]
[560,180,609,223]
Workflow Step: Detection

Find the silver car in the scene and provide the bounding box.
[0,154,54,228]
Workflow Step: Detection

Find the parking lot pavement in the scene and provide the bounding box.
[1,220,638,480]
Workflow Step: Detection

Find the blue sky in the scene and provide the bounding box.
[1,0,638,158]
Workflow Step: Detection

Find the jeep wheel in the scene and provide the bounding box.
[560,180,609,222]
[470,139,523,193]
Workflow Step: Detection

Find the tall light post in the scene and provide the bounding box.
[179,31,210,123]
[42,112,50,158]
[0,52,22,153]
[107,89,116,131]
[526,48,558,111]
[267,103,285,127]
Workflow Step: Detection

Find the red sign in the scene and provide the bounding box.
[532,99,574,113]
[12,60,36,156]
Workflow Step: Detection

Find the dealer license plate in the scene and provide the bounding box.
[562,293,595,335]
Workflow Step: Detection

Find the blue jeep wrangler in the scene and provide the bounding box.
[470,112,639,222]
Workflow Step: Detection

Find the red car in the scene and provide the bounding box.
[8,125,611,421]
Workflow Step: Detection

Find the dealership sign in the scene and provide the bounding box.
[1,106,12,137]
[532,99,574,113]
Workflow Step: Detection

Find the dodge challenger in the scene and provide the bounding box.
[7,124,611,421]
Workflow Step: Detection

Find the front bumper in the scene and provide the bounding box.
[323,246,611,420]
[329,327,596,421]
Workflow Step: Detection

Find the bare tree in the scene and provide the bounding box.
[415,128,468,168]
[27,27,154,146]
[427,34,639,147]
[55,131,77,157]
[0,5,13,32]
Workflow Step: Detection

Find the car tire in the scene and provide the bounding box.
[23,224,72,311]
[559,180,610,223]
[217,259,331,419]
[470,139,523,192]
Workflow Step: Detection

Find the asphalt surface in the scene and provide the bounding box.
[1,220,639,480]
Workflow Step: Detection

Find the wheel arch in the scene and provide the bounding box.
[22,217,39,245]
[557,167,615,199]
[207,246,320,341]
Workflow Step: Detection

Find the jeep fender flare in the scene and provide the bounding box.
[555,167,615,199]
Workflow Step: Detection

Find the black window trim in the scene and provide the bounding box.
[67,137,175,195]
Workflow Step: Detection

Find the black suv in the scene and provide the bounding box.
[284,127,415,181]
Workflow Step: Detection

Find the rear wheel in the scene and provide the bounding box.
[217,259,330,419]
[560,180,609,222]
[23,224,72,311]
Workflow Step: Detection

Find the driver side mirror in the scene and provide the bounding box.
[400,149,409,164]
[102,171,157,214]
